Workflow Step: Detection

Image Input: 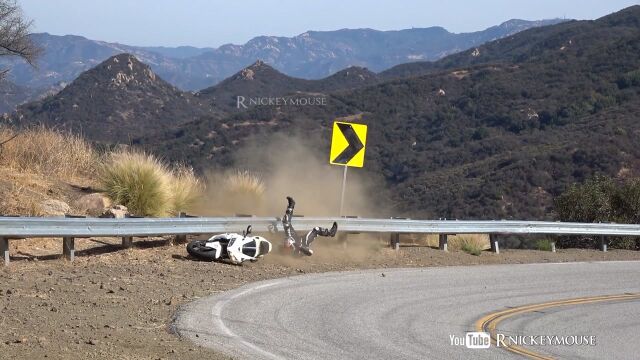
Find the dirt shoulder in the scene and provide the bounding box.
[1,236,640,360]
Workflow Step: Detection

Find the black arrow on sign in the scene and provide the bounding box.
[333,123,364,164]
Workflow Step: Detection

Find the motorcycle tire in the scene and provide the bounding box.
[187,239,221,261]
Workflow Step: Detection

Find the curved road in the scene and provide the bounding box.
[175,261,640,359]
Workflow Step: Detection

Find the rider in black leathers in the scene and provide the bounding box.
[282,196,337,255]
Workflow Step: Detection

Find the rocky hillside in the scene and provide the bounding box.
[144,6,640,220]
[0,17,563,111]
[197,61,379,110]
[192,19,565,82]
[10,54,214,142]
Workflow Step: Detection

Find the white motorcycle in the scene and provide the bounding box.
[186,226,272,264]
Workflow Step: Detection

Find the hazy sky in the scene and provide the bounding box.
[19,0,640,48]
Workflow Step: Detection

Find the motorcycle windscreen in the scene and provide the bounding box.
[242,240,257,257]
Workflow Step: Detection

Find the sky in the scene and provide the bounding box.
[19,0,640,48]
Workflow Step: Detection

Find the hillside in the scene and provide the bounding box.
[0,17,562,111]
[197,61,378,110]
[143,6,640,220]
[9,54,214,142]
[192,19,565,81]
[0,80,34,114]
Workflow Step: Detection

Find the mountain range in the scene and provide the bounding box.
[0,18,564,113]
[5,6,640,220]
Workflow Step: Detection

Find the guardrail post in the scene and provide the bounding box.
[389,233,400,250]
[599,236,607,252]
[174,212,188,244]
[338,233,348,249]
[1,237,9,266]
[490,234,499,254]
[122,236,133,249]
[438,234,448,251]
[63,236,75,262]
[551,241,556,253]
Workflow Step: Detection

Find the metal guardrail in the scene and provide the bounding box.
[2,216,640,237]
[1,216,638,264]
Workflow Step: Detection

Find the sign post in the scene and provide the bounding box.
[329,121,368,215]
[339,165,348,215]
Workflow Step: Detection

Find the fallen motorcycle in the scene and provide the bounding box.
[186,226,272,264]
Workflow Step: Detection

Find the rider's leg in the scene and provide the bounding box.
[300,222,339,256]
[282,196,297,249]
[307,222,338,243]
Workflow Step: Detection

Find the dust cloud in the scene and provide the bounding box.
[191,133,391,262]
[194,133,388,218]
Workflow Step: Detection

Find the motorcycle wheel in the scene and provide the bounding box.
[187,239,220,261]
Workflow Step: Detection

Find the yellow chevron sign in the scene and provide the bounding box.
[329,121,367,168]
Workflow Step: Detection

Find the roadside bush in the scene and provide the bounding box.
[535,239,553,251]
[451,235,486,255]
[100,151,172,217]
[100,151,203,217]
[555,175,616,223]
[461,242,482,256]
[555,176,640,249]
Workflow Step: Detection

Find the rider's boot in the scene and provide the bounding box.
[315,222,338,237]
[299,246,313,256]
[329,222,338,237]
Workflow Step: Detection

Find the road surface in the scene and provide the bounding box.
[175,261,640,359]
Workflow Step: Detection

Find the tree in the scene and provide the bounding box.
[0,0,40,79]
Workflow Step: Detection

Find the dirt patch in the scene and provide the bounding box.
[1,236,640,359]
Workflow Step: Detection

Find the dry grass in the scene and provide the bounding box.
[224,170,265,197]
[449,234,490,252]
[0,125,96,179]
[0,126,204,217]
[407,233,490,252]
[193,169,265,216]
[170,164,203,215]
[0,181,46,216]
[0,126,97,216]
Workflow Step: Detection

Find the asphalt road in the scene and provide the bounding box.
[175,261,640,359]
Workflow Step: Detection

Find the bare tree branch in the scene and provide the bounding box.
[0,0,41,80]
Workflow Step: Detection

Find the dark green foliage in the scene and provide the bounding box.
[461,243,482,256]
[535,239,553,251]
[555,176,640,249]
[555,176,616,223]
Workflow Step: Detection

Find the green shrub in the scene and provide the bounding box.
[461,242,482,256]
[555,175,616,223]
[609,237,638,250]
[535,239,553,251]
[555,176,640,249]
